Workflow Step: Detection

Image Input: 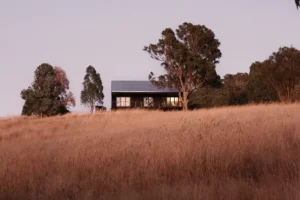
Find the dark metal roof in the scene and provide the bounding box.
[111,80,179,93]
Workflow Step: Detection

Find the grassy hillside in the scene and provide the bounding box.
[1,103,300,199]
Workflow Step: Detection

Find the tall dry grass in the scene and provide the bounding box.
[1,103,300,199]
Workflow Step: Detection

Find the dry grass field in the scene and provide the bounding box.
[1,103,300,199]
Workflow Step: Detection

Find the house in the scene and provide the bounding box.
[111,80,183,110]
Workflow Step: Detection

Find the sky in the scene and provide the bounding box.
[0,0,299,117]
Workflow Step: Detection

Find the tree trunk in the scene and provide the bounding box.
[277,88,294,103]
[182,91,189,111]
[90,103,94,113]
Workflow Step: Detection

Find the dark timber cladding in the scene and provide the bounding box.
[111,80,182,110]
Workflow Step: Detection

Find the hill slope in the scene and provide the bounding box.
[1,104,300,199]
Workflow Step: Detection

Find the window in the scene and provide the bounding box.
[116,97,131,107]
[166,97,179,106]
[144,97,154,107]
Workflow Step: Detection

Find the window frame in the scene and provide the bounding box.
[166,97,179,106]
[143,97,154,107]
[116,97,131,107]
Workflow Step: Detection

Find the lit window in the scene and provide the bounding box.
[144,97,154,107]
[166,97,179,106]
[116,97,131,107]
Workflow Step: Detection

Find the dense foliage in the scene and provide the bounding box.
[21,63,76,116]
[188,46,300,108]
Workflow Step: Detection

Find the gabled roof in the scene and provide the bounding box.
[111,80,179,93]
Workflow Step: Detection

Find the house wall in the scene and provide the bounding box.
[111,92,182,110]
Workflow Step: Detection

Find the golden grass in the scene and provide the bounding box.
[1,103,300,199]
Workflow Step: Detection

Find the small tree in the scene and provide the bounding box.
[259,46,300,103]
[143,22,222,111]
[80,65,104,113]
[20,63,75,116]
[296,0,300,9]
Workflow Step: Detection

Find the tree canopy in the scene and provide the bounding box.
[143,22,222,110]
[246,62,279,103]
[21,63,75,116]
[223,73,249,105]
[188,86,228,109]
[258,46,300,103]
[189,47,300,108]
[54,66,76,109]
[80,65,104,113]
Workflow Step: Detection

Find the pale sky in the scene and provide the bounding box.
[0,0,299,117]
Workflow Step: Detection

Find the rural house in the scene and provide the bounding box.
[111,80,183,110]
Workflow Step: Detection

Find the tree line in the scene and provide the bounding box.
[21,20,300,115]
[144,22,300,111]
